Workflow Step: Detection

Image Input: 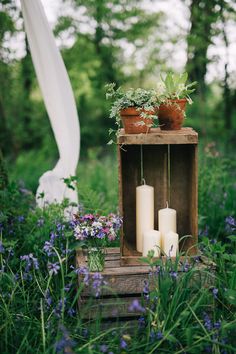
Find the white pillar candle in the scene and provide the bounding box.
[163,231,179,257]
[136,184,154,252]
[158,204,177,249]
[142,230,161,257]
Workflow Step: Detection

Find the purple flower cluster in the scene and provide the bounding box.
[129,299,145,313]
[54,325,76,353]
[73,213,122,244]
[225,216,236,233]
[20,253,39,271]
[75,266,107,297]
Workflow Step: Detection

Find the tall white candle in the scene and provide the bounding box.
[158,204,177,249]
[163,231,179,257]
[142,230,161,257]
[136,184,154,252]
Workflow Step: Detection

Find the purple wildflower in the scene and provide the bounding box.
[43,241,54,256]
[54,298,66,318]
[183,262,190,272]
[225,216,236,233]
[157,330,163,339]
[17,215,25,223]
[44,289,52,309]
[54,325,76,353]
[203,313,212,331]
[48,262,60,276]
[170,271,178,279]
[210,239,217,244]
[128,299,145,313]
[214,321,221,330]
[120,338,127,349]
[20,253,39,271]
[100,344,108,353]
[143,280,149,300]
[212,288,218,299]
[37,218,44,227]
[138,316,146,328]
[75,266,90,286]
[0,242,5,254]
[92,272,107,297]
[67,308,76,317]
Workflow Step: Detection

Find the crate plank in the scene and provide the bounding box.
[77,248,215,320]
[118,127,198,145]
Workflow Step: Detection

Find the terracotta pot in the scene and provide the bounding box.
[158,99,187,130]
[120,107,154,134]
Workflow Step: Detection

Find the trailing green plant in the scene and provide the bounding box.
[105,83,158,142]
[157,71,197,104]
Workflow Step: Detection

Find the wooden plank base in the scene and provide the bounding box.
[76,248,214,321]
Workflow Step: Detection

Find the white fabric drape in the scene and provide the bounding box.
[20,0,80,210]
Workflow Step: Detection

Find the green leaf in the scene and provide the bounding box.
[224,289,236,305]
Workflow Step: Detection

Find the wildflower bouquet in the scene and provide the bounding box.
[72,213,122,271]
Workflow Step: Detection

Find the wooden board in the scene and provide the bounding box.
[76,248,214,320]
[118,128,198,265]
[118,127,198,145]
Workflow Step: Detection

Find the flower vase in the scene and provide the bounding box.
[87,247,105,272]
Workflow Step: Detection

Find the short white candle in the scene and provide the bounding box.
[158,203,176,249]
[136,184,154,253]
[163,231,179,257]
[142,230,161,257]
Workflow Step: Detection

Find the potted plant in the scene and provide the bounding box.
[105,83,157,135]
[156,72,197,130]
[72,213,122,272]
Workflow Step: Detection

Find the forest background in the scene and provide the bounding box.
[1,0,236,199]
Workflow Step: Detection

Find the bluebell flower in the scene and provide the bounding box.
[100,344,108,353]
[17,215,25,223]
[0,241,5,254]
[212,288,218,299]
[143,280,149,300]
[48,262,60,275]
[43,241,54,256]
[203,313,212,331]
[67,308,76,317]
[157,330,163,339]
[37,218,44,227]
[45,289,52,309]
[120,338,127,349]
[20,253,39,271]
[225,216,236,233]
[54,325,76,353]
[128,299,145,313]
[138,316,146,328]
[75,266,90,285]
[170,271,178,279]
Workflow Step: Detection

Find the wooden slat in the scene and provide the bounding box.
[118,127,198,145]
[79,295,144,319]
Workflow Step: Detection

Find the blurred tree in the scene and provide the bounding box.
[57,0,160,151]
[0,1,16,154]
[186,0,219,95]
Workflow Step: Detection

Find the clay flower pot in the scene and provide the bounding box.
[158,99,187,130]
[120,107,154,134]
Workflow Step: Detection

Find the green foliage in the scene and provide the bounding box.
[105,83,158,139]
[158,72,197,102]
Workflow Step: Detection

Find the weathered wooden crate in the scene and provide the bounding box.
[76,247,214,321]
[118,127,198,266]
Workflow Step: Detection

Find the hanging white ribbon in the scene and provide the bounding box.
[20,0,80,211]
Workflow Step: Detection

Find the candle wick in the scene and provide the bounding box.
[166,201,169,208]
[142,178,146,185]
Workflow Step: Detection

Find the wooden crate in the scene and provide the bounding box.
[76,247,214,321]
[76,247,150,320]
[118,127,198,266]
